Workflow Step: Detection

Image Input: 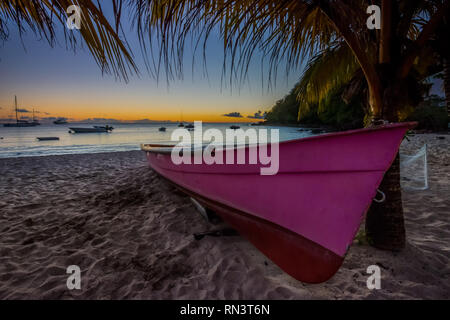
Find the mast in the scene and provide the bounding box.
[15,95,18,124]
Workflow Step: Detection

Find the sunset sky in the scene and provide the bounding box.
[0,4,302,123]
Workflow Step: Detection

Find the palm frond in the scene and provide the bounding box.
[128,0,372,84]
[0,0,137,81]
[296,42,359,120]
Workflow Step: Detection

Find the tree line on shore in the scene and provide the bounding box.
[265,81,448,132]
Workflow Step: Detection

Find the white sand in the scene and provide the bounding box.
[0,134,448,299]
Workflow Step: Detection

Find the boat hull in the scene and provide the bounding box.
[173,182,343,283]
[37,137,60,141]
[69,127,109,133]
[4,123,38,127]
[142,123,415,283]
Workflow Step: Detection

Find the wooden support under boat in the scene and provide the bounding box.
[170,179,343,283]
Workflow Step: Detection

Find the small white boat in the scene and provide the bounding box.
[54,118,68,125]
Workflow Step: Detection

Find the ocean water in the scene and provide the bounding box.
[0,123,312,158]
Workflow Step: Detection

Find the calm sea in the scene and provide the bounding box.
[0,123,312,158]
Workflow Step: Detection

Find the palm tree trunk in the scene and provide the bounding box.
[379,0,392,64]
[364,0,406,251]
[365,84,406,250]
[365,154,405,250]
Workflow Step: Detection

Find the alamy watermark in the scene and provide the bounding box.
[366,265,381,290]
[66,5,81,30]
[66,265,81,290]
[367,5,381,30]
[65,4,380,31]
[170,121,280,175]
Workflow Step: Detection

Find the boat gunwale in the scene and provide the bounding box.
[140,122,417,154]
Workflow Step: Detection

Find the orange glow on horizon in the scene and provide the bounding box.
[0,107,263,122]
[0,94,268,123]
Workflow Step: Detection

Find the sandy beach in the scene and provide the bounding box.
[0,133,448,299]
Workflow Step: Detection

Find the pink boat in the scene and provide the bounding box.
[141,122,415,283]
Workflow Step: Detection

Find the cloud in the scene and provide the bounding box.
[133,118,170,123]
[9,108,50,114]
[80,118,122,123]
[247,111,267,119]
[223,112,243,118]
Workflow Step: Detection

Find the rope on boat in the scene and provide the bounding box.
[373,189,386,203]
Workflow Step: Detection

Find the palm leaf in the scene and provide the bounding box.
[0,0,137,81]
[128,0,371,83]
[296,42,359,120]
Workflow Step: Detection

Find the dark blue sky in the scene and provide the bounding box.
[0,3,303,122]
[0,3,443,122]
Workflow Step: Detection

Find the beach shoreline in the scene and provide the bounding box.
[0,134,448,299]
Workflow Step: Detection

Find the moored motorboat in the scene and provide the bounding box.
[4,120,38,127]
[36,137,59,141]
[141,122,415,283]
[53,118,68,125]
[69,125,113,133]
[93,125,114,130]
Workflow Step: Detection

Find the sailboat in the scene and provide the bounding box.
[3,96,37,128]
[3,96,39,127]
[178,110,185,127]
[141,122,416,283]
[32,108,41,125]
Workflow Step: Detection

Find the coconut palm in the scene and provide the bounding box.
[296,42,435,124]
[295,43,362,122]
[125,0,448,250]
[0,0,137,81]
